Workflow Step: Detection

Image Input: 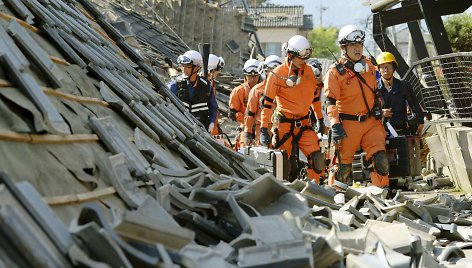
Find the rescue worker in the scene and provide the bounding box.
[169,50,218,133]
[229,58,261,149]
[376,52,425,137]
[308,59,327,134]
[207,54,225,135]
[260,35,325,182]
[243,55,282,146]
[324,25,389,187]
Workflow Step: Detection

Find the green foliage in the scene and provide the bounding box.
[308,27,340,59]
[444,13,472,52]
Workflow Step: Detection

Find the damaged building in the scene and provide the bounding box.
[0,0,472,267]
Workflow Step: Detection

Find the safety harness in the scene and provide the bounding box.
[335,68,381,122]
[272,112,313,181]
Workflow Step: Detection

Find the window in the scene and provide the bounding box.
[262,42,282,56]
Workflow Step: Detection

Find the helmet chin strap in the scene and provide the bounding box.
[342,46,363,63]
[188,66,199,83]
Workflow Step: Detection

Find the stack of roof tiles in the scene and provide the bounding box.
[1,0,472,267]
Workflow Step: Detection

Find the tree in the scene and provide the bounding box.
[308,27,340,59]
[444,13,472,52]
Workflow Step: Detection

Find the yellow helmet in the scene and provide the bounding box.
[376,52,397,68]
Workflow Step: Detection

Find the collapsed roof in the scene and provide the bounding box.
[1,0,472,267]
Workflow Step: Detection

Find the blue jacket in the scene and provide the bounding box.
[378,77,424,130]
[169,77,218,127]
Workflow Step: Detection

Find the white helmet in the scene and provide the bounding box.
[243,59,261,75]
[217,56,225,70]
[338,25,365,45]
[283,35,312,59]
[208,54,219,71]
[258,55,282,73]
[177,50,203,67]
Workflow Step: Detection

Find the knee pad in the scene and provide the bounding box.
[373,151,389,176]
[338,164,353,180]
[309,151,325,173]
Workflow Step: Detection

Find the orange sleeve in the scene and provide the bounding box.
[324,69,341,125]
[260,74,277,129]
[244,88,258,133]
[235,92,245,124]
[229,86,244,123]
[229,87,238,110]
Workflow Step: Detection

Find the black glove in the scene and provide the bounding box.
[260,127,270,147]
[244,132,253,146]
[314,119,325,134]
[331,123,346,142]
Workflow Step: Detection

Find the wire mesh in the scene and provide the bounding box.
[403,52,472,119]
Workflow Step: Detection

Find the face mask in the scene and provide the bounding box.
[353,59,369,74]
[286,75,301,87]
[270,71,302,87]
[345,58,369,75]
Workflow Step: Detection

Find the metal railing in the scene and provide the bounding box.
[403,52,472,119]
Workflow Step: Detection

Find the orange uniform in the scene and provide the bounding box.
[244,80,269,145]
[324,58,388,187]
[229,82,252,148]
[261,59,324,182]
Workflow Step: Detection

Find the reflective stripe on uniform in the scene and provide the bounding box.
[192,103,208,108]
[191,107,209,112]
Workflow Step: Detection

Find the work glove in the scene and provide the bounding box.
[331,123,346,142]
[207,122,215,133]
[260,127,270,147]
[314,119,325,134]
[244,132,253,146]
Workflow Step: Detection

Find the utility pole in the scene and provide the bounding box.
[319,0,328,27]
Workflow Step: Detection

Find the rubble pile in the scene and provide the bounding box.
[1,0,472,267]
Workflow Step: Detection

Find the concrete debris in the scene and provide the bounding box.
[237,240,313,268]
[0,0,472,267]
[346,253,390,268]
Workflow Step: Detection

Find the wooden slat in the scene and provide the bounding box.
[41,87,109,107]
[44,187,116,205]
[0,11,39,33]
[49,55,70,66]
[0,131,99,144]
[44,181,155,205]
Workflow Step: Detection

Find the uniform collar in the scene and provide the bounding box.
[378,77,400,92]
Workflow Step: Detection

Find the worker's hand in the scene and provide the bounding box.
[260,127,271,147]
[416,123,424,138]
[244,132,253,146]
[331,123,346,142]
[314,119,325,134]
[382,108,393,118]
[207,122,215,133]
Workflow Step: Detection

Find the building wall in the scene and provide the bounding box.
[257,27,308,56]
[103,0,253,74]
